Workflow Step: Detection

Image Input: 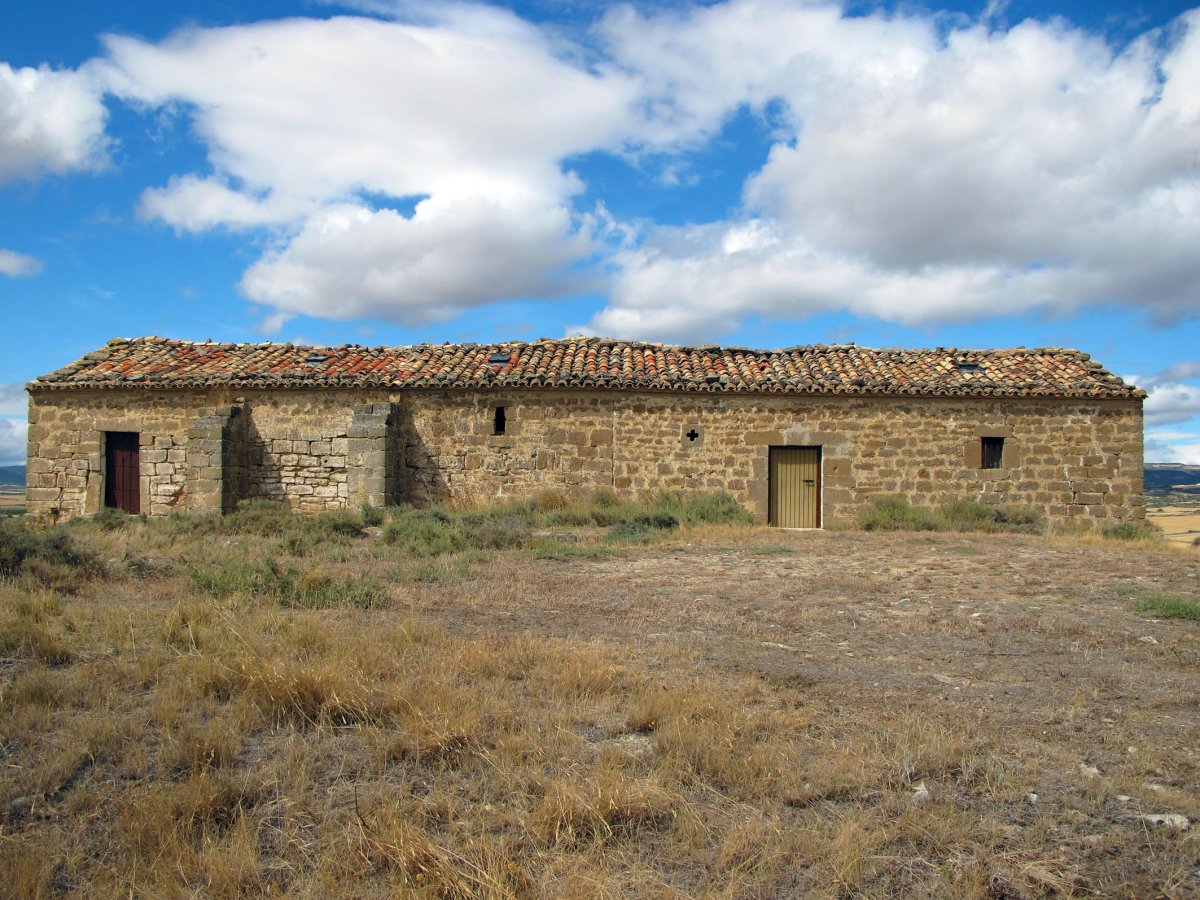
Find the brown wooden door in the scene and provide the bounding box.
[769,446,821,528]
[104,432,140,514]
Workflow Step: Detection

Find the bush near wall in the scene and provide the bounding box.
[860,496,1044,534]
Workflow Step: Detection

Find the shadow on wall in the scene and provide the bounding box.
[392,401,450,508]
[217,400,451,513]
[239,406,351,511]
[224,407,249,513]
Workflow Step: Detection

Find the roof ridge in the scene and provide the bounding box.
[103,335,1094,357]
[29,336,1143,400]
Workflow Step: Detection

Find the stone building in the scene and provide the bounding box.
[25,336,1145,527]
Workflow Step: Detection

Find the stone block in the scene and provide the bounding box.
[744,430,784,445]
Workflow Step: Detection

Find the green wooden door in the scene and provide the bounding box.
[769,446,821,528]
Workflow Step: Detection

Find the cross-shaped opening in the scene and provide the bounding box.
[685,429,700,442]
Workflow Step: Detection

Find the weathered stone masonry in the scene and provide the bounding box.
[25,386,1144,527]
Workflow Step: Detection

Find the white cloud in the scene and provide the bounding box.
[240,198,594,326]
[138,175,313,232]
[0,249,42,277]
[1156,361,1200,383]
[1138,360,1200,427]
[1147,441,1200,464]
[1145,381,1200,426]
[97,12,637,326]
[0,384,27,416]
[585,219,1085,340]
[0,418,27,466]
[586,1,1200,340]
[0,62,108,182]
[22,0,1199,337]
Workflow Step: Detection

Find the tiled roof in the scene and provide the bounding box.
[28,336,1144,399]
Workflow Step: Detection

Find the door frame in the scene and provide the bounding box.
[768,445,822,529]
[103,431,141,515]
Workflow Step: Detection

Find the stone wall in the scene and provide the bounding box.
[25,386,1144,527]
[26,390,212,518]
[395,392,616,506]
[397,390,1143,526]
[241,397,353,512]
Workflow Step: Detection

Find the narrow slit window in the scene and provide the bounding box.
[981,436,1004,469]
[493,406,506,436]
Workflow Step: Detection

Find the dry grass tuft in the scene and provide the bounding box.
[532,773,678,848]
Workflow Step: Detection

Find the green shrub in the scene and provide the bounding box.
[1102,521,1162,541]
[862,496,1044,534]
[163,502,378,547]
[159,511,223,538]
[400,550,489,583]
[675,492,755,526]
[184,556,270,597]
[990,505,1045,532]
[544,503,629,527]
[224,500,297,536]
[937,500,1044,534]
[0,518,105,579]
[607,511,679,543]
[1134,593,1200,621]
[458,510,533,550]
[529,491,572,513]
[535,490,749,530]
[383,508,467,557]
[590,487,620,508]
[361,503,385,527]
[283,570,386,609]
[185,556,384,608]
[860,496,943,532]
[92,506,132,531]
[314,510,366,538]
[160,500,295,539]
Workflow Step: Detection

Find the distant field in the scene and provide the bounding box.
[0,491,24,516]
[1149,506,1200,546]
[1145,464,1200,545]
[0,502,1196,897]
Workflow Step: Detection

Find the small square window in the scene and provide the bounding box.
[981,436,1004,469]
[493,406,506,436]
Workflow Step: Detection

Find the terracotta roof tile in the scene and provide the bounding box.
[27,336,1145,400]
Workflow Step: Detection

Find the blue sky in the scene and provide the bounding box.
[2,0,1199,465]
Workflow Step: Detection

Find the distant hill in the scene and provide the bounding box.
[1145,463,1200,503]
[1145,463,1200,489]
[0,465,24,488]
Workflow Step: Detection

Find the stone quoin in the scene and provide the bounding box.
[24,337,1145,527]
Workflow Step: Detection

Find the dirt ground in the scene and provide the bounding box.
[5,521,1199,895]
[0,491,24,511]
[414,529,1200,808]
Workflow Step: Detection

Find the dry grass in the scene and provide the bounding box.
[1,506,1197,897]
